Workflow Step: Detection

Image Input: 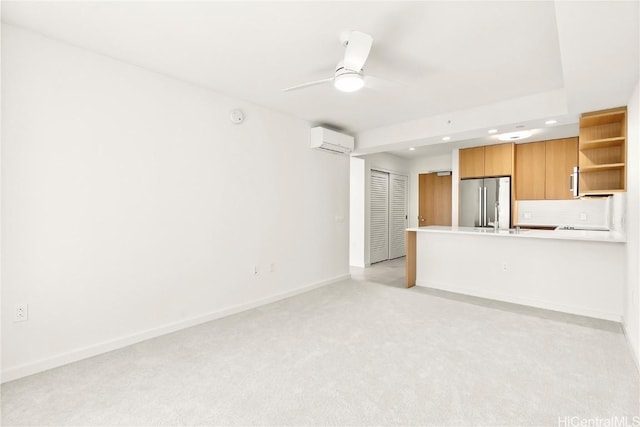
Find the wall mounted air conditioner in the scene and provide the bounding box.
[310,127,354,154]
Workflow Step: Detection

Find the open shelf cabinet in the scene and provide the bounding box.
[579,106,626,195]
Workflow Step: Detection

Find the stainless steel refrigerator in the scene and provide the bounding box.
[459,177,511,229]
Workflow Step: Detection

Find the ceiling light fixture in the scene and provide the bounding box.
[334,72,365,92]
[442,136,451,141]
[409,147,416,151]
[545,119,558,125]
[498,130,533,141]
[488,129,498,134]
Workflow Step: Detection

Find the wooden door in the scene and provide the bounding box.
[546,137,578,200]
[515,141,546,200]
[459,147,485,179]
[418,172,452,226]
[484,143,514,177]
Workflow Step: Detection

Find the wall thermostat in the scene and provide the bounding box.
[230,109,244,124]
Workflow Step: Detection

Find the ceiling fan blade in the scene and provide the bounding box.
[344,31,373,72]
[282,78,333,92]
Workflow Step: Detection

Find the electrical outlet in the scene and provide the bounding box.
[523,212,532,220]
[253,265,258,275]
[579,212,588,221]
[502,263,508,272]
[14,304,28,322]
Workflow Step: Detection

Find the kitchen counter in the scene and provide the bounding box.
[406,225,626,243]
[405,226,625,321]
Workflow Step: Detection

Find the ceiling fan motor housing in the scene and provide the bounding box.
[335,61,363,76]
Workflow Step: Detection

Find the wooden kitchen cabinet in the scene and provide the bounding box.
[546,137,578,200]
[484,143,514,177]
[515,141,546,200]
[459,143,513,179]
[514,137,578,200]
[459,146,485,179]
[579,106,626,195]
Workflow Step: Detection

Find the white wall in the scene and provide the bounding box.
[625,81,640,370]
[1,25,350,381]
[407,153,452,228]
[349,157,365,267]
[363,152,410,177]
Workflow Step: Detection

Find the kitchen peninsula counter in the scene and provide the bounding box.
[405,226,625,322]
[406,225,626,243]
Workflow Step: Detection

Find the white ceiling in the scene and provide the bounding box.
[2,1,638,154]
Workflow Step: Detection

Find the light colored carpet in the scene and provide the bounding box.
[2,263,639,426]
[350,257,407,288]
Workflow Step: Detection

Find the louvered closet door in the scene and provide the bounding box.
[370,170,390,264]
[389,174,408,259]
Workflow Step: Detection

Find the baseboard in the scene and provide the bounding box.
[622,321,640,376]
[1,273,351,384]
[416,280,622,322]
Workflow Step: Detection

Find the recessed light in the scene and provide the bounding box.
[545,119,557,125]
[442,136,451,141]
[409,147,416,151]
[488,129,498,134]
[498,130,533,141]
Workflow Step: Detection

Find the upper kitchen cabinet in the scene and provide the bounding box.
[459,143,514,179]
[546,138,578,200]
[484,143,514,177]
[515,138,578,201]
[459,146,485,178]
[515,141,546,200]
[579,106,626,195]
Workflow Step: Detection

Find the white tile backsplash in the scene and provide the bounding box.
[517,197,615,229]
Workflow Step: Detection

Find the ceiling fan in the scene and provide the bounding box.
[282,31,393,93]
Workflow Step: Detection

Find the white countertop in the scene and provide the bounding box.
[406,225,626,243]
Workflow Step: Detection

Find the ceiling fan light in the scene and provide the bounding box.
[334,73,364,92]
